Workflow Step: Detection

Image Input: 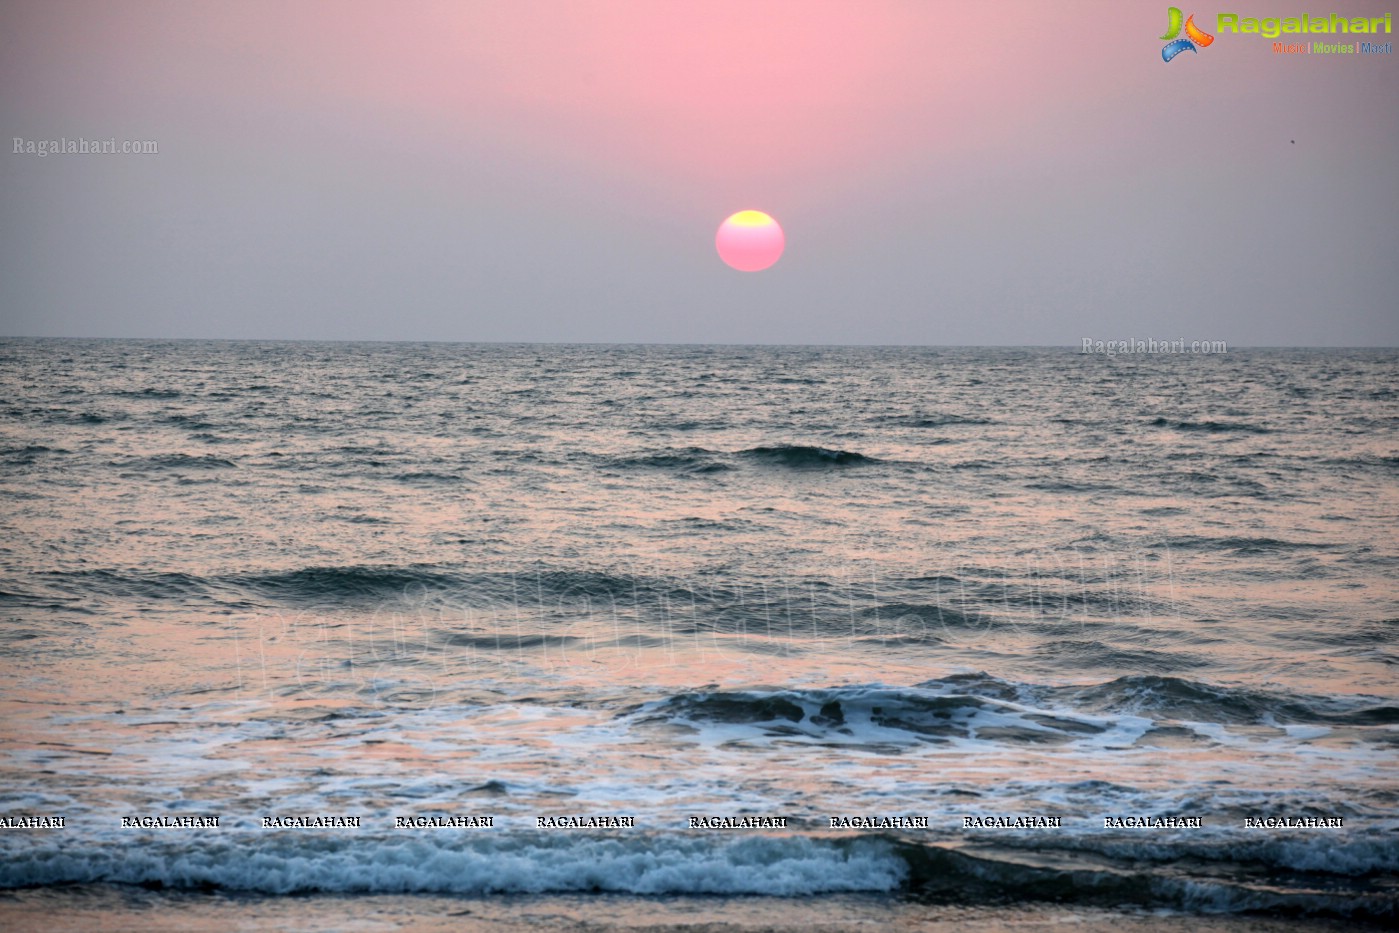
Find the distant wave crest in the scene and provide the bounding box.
[738,445,878,467]
[1149,417,1271,434]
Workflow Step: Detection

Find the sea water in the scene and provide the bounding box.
[0,340,1395,922]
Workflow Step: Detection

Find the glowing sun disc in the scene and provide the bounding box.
[716,210,784,272]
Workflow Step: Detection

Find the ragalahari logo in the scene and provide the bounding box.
[1161,7,1215,60]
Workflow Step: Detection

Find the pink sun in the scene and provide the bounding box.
[716,210,785,272]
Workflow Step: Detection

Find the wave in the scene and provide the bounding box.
[0,444,69,465]
[6,564,439,611]
[110,453,237,471]
[604,448,731,474]
[898,839,1395,918]
[625,675,1398,748]
[629,685,1112,747]
[0,834,906,897]
[443,632,585,650]
[21,565,710,614]
[33,569,211,604]
[1323,454,1399,474]
[1054,674,1399,727]
[392,471,466,484]
[601,445,880,472]
[1163,535,1343,554]
[1033,640,1201,673]
[37,409,122,425]
[1,833,1391,916]
[162,413,217,430]
[871,413,994,428]
[111,387,182,399]
[1149,417,1271,434]
[229,565,715,613]
[234,566,468,605]
[222,565,959,625]
[738,446,878,467]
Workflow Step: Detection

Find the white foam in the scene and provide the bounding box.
[0,834,908,896]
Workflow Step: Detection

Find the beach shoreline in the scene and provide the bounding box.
[0,887,1382,933]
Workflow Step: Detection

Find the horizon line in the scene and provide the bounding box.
[1,335,1396,351]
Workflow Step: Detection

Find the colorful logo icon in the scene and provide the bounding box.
[1161,7,1215,60]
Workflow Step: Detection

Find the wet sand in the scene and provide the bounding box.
[0,887,1376,933]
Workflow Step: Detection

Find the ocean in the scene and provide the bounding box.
[0,339,1395,929]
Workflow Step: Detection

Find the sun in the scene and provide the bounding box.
[716,210,785,272]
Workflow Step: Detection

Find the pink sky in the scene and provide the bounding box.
[2,1,1395,343]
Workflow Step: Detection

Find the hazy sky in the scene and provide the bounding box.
[2,0,1396,345]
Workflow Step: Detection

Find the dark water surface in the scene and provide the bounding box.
[1,340,1395,920]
